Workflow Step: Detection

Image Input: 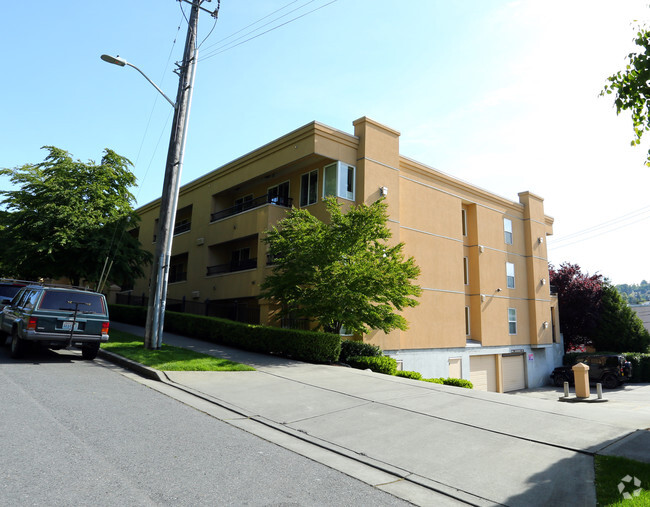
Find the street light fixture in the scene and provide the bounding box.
[100,54,175,109]
[100,0,201,350]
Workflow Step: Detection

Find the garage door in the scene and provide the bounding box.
[502,354,526,392]
[470,355,497,392]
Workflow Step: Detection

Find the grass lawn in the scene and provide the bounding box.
[595,456,650,506]
[102,329,255,372]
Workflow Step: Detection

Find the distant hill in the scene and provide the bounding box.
[616,280,650,305]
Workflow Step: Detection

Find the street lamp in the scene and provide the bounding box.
[100,55,175,108]
[100,0,200,349]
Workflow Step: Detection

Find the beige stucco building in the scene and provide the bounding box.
[128,117,562,392]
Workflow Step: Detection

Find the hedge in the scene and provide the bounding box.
[339,339,382,363]
[346,355,397,375]
[108,304,341,364]
[395,370,423,380]
[423,377,474,389]
[563,351,650,382]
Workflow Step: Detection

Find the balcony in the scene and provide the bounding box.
[210,194,293,223]
[206,258,258,276]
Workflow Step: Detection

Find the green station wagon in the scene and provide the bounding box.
[0,285,110,360]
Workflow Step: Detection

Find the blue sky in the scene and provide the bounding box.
[2,0,650,284]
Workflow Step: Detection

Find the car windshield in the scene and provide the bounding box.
[38,291,105,314]
[0,285,24,299]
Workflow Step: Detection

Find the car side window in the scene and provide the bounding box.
[15,290,32,308]
[9,289,25,306]
[23,291,40,310]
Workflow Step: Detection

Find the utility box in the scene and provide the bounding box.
[573,362,590,398]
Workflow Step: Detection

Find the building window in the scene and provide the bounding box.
[174,205,192,236]
[504,218,513,245]
[268,181,290,206]
[465,306,471,336]
[234,194,254,213]
[169,253,188,283]
[463,257,469,285]
[461,208,467,237]
[506,262,515,289]
[323,162,355,201]
[300,170,318,206]
[508,308,517,335]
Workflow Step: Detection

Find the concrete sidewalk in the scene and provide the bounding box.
[105,323,650,506]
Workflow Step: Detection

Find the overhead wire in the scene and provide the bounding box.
[198,0,338,62]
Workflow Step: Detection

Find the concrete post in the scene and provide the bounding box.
[572,362,590,398]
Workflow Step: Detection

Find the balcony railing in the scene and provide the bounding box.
[174,221,191,235]
[206,258,258,276]
[210,194,292,222]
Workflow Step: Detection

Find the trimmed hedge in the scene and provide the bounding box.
[395,370,423,380]
[339,339,382,363]
[108,304,341,364]
[346,355,397,375]
[423,377,474,389]
[563,351,650,382]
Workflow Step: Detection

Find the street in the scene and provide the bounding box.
[0,345,409,506]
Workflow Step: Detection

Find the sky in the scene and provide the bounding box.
[2,0,650,285]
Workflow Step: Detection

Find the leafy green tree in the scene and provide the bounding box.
[0,146,151,287]
[260,198,421,334]
[602,26,650,165]
[593,284,650,353]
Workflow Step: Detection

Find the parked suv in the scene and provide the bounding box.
[550,354,632,389]
[0,285,110,360]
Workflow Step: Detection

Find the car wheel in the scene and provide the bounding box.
[81,342,100,360]
[10,329,25,359]
[602,374,619,390]
[553,374,568,387]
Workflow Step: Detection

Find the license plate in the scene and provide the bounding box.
[62,321,80,331]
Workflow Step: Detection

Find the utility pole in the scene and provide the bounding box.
[144,0,204,349]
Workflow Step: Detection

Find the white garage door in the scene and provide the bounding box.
[502,354,526,392]
[470,355,497,392]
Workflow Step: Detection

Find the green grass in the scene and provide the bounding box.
[102,329,255,372]
[595,456,650,506]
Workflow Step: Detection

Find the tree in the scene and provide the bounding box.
[260,198,421,335]
[0,146,151,288]
[592,284,650,352]
[549,263,604,351]
[602,26,650,165]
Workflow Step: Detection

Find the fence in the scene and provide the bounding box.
[115,292,260,325]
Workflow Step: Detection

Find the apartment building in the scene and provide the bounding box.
[129,117,561,391]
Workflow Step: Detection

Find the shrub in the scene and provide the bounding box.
[339,340,382,363]
[395,370,422,380]
[108,304,341,363]
[422,377,473,389]
[624,353,650,382]
[346,355,397,375]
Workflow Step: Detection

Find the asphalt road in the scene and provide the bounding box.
[0,345,410,506]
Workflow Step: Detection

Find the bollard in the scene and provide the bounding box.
[564,381,569,398]
[572,362,590,398]
[597,383,603,399]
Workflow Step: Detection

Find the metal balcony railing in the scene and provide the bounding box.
[206,258,258,276]
[210,194,292,222]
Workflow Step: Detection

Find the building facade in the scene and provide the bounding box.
[129,117,561,392]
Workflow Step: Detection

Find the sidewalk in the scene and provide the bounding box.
[103,322,650,506]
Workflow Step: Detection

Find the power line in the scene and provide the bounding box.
[199,0,337,62]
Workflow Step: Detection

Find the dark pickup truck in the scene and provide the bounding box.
[550,354,632,389]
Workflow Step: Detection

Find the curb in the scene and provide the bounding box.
[97,348,167,382]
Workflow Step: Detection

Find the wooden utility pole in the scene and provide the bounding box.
[144,0,202,349]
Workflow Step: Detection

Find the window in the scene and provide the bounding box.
[169,253,188,283]
[461,209,467,237]
[463,257,469,285]
[300,170,318,206]
[174,205,192,235]
[465,306,471,336]
[506,262,515,289]
[323,162,355,201]
[234,194,254,213]
[504,218,513,245]
[508,308,517,334]
[268,181,290,206]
